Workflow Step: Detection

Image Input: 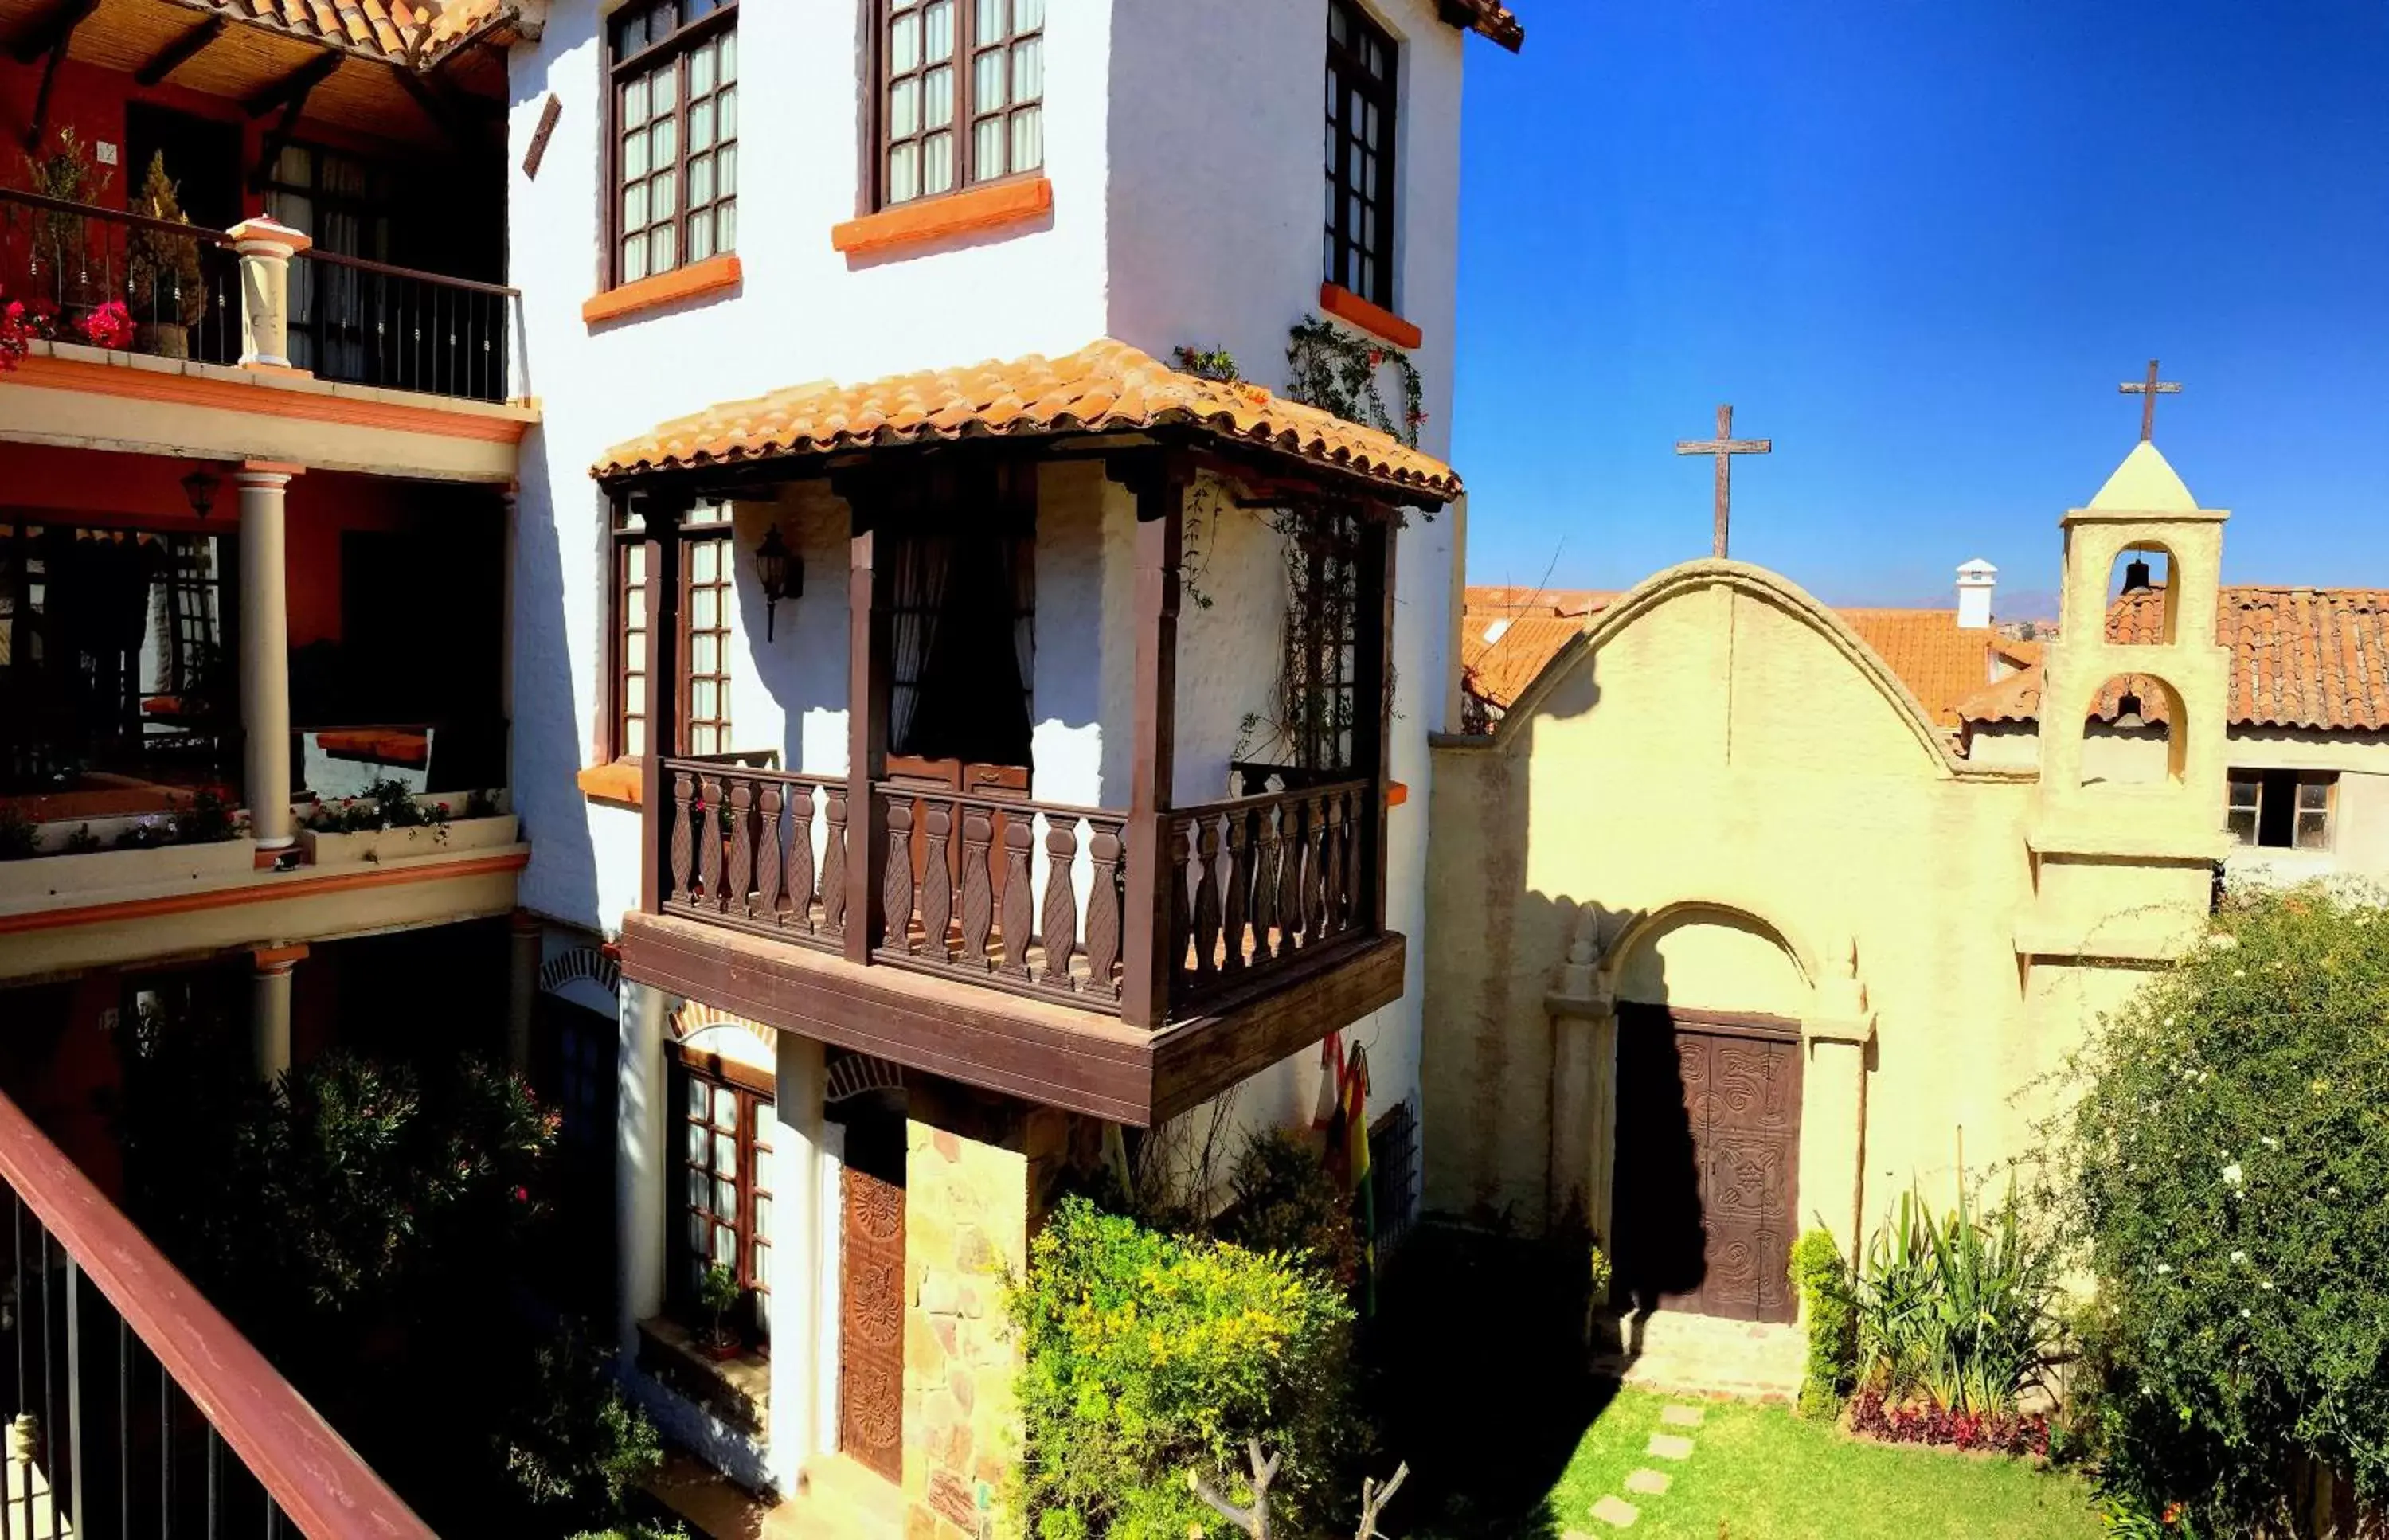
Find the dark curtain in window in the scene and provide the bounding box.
[893,529,1031,766]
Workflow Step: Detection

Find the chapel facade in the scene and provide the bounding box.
[1423,440,2231,1343]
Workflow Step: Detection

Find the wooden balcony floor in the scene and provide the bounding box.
[617,909,1405,1126]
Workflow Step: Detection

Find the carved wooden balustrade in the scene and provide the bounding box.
[873,784,1128,1010]
[1167,776,1374,1015]
[652,756,1381,1025]
[660,758,850,954]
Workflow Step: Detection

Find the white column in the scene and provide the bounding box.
[617,982,670,1357]
[768,1034,827,1492]
[237,465,298,850]
[506,910,542,1073]
[223,217,312,371]
[250,945,302,1082]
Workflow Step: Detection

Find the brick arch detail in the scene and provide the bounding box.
[537,946,620,999]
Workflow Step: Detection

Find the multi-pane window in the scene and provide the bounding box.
[1324,0,1398,307]
[877,0,1045,208]
[2227,768,2336,851]
[682,504,733,757]
[610,0,738,287]
[673,1055,774,1340]
[611,506,650,760]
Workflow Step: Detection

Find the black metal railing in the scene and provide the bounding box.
[0,1091,432,1540]
[0,188,240,366]
[290,247,517,402]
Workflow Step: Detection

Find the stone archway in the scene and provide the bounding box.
[1546,899,1875,1323]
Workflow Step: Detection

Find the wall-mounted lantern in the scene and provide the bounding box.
[181,467,220,520]
[754,525,800,641]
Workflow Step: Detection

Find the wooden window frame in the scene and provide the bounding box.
[678,520,737,757]
[604,0,741,293]
[2227,767,2337,851]
[868,0,1048,213]
[1324,0,1399,309]
[605,499,737,764]
[667,1046,775,1340]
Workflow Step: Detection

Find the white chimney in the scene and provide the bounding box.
[1955,558,1996,630]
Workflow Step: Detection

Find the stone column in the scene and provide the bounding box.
[767,1034,827,1492]
[249,944,305,1082]
[1545,908,1619,1243]
[1801,940,1875,1261]
[236,463,299,851]
[616,983,670,1357]
[223,217,312,372]
[506,909,542,1073]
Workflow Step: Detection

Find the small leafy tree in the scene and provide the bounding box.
[1011,1197,1361,1539]
[500,1323,667,1530]
[126,150,207,330]
[1789,1229,1857,1419]
[2044,888,2389,1531]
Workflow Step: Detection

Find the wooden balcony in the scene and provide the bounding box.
[619,756,1404,1124]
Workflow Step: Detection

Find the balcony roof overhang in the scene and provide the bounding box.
[589,338,1462,511]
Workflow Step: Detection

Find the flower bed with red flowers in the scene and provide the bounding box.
[1846,1388,2051,1457]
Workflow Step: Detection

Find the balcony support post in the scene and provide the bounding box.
[840,510,890,965]
[224,217,312,372]
[1355,508,1396,932]
[249,943,305,1082]
[1114,453,1188,1029]
[235,463,299,850]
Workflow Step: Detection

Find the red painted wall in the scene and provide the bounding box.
[0,441,499,647]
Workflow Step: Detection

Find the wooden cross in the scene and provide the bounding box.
[1675,404,1771,559]
[2119,359,2181,443]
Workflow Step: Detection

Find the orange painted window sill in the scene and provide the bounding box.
[831,177,1052,256]
[578,760,643,808]
[1319,282,1424,350]
[583,254,742,326]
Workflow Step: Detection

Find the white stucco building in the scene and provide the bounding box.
[496,0,1519,1526]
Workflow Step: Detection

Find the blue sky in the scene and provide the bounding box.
[1449,2,2389,613]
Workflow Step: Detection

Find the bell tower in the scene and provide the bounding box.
[2021,441,2232,964]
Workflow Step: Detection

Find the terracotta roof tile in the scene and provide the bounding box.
[1957,586,2389,732]
[1458,586,1616,710]
[1837,610,2009,729]
[592,339,1464,502]
[1437,0,1525,51]
[208,0,511,67]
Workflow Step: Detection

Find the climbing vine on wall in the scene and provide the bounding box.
[1285,316,1425,448]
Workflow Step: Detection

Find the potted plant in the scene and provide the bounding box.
[20,127,111,318]
[126,150,206,358]
[698,1263,744,1360]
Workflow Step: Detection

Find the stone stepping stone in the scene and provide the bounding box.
[1660,1404,1707,1428]
[1590,1494,1641,1529]
[1647,1433,1696,1461]
[1625,1468,1672,1495]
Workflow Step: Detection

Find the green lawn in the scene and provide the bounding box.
[1541,1389,2104,1540]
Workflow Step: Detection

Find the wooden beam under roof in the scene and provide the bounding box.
[241,47,343,118]
[6,0,97,64]
[133,15,227,85]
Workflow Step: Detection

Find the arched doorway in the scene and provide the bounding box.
[1607,907,1806,1324]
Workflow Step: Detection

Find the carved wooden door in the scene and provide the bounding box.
[1613,1006,1801,1323]
[839,1164,906,1483]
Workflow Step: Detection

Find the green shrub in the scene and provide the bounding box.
[1855,1181,2055,1416]
[1011,1196,1359,1539]
[1789,1229,1857,1418]
[2044,888,2389,1531]
[1217,1129,1363,1289]
[501,1325,666,1529]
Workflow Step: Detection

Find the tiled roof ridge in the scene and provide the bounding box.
[593,338,1461,501]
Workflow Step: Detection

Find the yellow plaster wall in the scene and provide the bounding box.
[1427,448,2232,1260]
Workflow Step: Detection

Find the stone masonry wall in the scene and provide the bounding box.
[902,1094,1072,1540]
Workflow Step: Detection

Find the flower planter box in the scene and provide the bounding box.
[0,839,256,905]
[298,813,518,868]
